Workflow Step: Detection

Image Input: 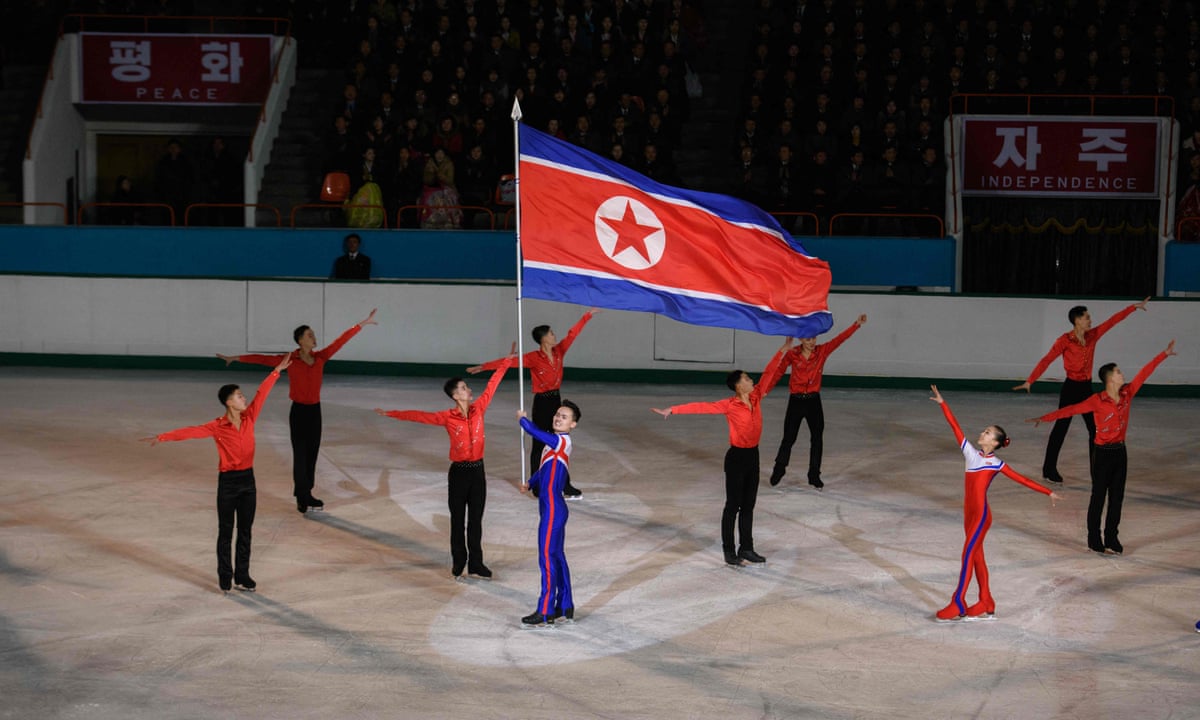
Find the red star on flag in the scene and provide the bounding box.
[601,200,660,264]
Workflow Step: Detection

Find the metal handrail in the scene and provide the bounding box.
[184,203,281,226]
[828,212,945,237]
[0,202,69,225]
[78,202,176,226]
[290,203,389,228]
[1175,215,1200,241]
[768,211,821,236]
[397,204,497,230]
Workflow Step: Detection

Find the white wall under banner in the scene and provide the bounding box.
[1,276,1196,385]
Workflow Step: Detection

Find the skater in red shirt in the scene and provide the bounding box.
[1029,340,1175,555]
[468,309,597,498]
[651,338,791,566]
[376,350,516,579]
[218,309,378,513]
[769,313,866,489]
[1013,298,1148,483]
[141,354,293,593]
[930,385,1060,622]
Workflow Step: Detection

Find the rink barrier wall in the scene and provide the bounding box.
[1,274,1196,394]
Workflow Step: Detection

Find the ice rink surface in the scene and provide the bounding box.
[1,367,1197,719]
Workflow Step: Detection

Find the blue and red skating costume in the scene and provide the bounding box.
[519,417,574,621]
[936,401,1052,621]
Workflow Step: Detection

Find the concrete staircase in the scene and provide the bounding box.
[257,68,344,226]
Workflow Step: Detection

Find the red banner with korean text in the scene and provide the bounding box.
[79,33,274,105]
[961,117,1160,198]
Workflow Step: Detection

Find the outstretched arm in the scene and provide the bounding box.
[316,313,375,359]
[467,341,519,374]
[243,355,290,421]
[375,408,446,426]
[930,385,966,446]
[1089,300,1143,341]
[554,308,598,356]
[998,464,1054,497]
[1125,340,1175,397]
[473,352,517,412]
[667,399,730,416]
[754,339,793,397]
[1028,396,1097,427]
[148,420,219,444]
[224,351,287,368]
[1018,336,1068,390]
[823,315,866,355]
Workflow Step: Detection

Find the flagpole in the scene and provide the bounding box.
[511,98,527,486]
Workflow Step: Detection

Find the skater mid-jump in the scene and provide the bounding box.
[1013,298,1148,483]
[652,338,791,567]
[517,401,581,626]
[930,385,1060,622]
[218,308,378,513]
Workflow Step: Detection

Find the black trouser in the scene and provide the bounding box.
[1042,379,1096,479]
[773,392,824,480]
[529,389,559,471]
[289,401,322,500]
[448,461,487,571]
[216,469,256,581]
[1089,443,1128,546]
[722,446,760,553]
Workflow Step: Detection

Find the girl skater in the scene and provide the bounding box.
[930,385,1061,622]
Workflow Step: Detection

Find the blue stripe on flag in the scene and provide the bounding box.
[524,267,833,338]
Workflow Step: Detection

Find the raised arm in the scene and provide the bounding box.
[467,342,520,374]
[243,354,291,421]
[823,315,866,355]
[1125,340,1174,398]
[754,339,794,398]
[316,311,376,360]
[1090,299,1145,341]
[519,415,560,449]
[473,354,516,413]
[930,385,966,446]
[554,308,598,356]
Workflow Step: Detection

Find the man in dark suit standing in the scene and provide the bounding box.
[332,233,372,280]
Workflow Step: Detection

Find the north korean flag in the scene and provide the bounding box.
[519,124,833,337]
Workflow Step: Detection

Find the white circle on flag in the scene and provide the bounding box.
[594,196,666,270]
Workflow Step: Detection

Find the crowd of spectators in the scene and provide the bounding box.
[309,0,708,227]
[730,0,1200,233]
